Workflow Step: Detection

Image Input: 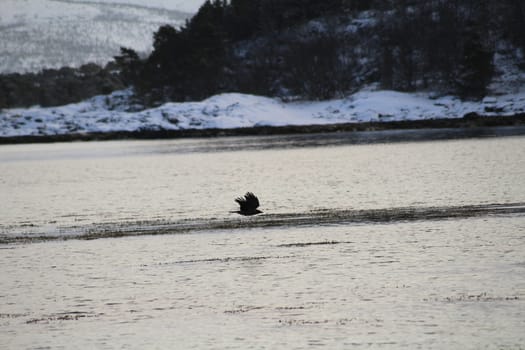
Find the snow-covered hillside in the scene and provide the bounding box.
[1,88,524,137]
[0,0,205,73]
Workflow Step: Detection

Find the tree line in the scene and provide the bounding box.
[116,0,524,104]
[0,63,124,109]
[2,0,524,109]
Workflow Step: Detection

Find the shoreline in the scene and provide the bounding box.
[1,112,525,145]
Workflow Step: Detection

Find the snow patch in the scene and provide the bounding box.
[1,88,525,137]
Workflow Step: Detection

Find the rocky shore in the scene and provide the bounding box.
[1,112,524,145]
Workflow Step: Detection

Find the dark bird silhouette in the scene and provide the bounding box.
[235,192,262,216]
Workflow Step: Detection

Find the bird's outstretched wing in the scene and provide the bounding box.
[235,192,260,212]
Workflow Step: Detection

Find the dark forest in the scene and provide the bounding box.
[2,0,524,108]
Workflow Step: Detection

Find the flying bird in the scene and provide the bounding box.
[235,192,262,216]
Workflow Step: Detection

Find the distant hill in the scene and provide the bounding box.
[0,0,203,74]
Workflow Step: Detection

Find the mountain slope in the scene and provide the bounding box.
[0,0,203,73]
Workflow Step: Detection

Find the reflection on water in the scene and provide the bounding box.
[1,130,525,349]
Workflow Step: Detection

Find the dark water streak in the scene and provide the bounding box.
[2,202,524,244]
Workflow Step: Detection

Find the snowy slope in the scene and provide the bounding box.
[2,88,524,137]
[0,0,205,73]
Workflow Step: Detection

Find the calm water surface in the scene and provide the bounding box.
[1,129,525,238]
[1,129,525,349]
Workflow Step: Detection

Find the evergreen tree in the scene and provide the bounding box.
[226,0,262,40]
[456,22,494,99]
[114,47,141,86]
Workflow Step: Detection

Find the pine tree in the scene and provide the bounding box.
[456,17,494,99]
[114,47,141,86]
